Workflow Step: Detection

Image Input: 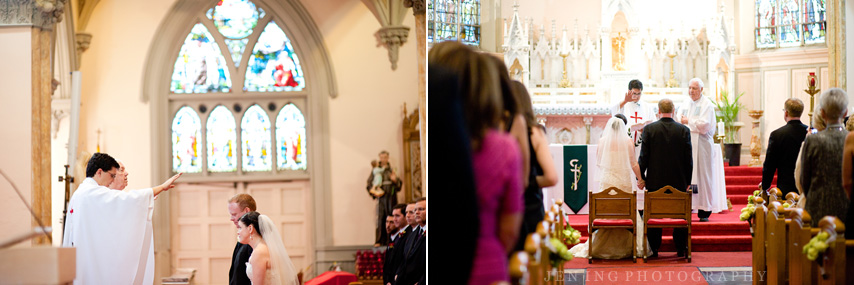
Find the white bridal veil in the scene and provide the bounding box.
[598,117,633,181]
[259,214,300,285]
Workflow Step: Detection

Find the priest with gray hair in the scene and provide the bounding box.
[677,78,727,221]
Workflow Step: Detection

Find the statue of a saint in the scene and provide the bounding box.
[612,33,627,71]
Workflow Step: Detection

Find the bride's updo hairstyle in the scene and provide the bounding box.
[240,211,263,237]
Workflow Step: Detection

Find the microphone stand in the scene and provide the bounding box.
[59,164,73,242]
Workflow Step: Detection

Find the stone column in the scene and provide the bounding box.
[407,0,426,198]
[828,0,846,89]
[0,0,67,246]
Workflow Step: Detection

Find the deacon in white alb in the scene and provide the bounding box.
[62,153,181,284]
[610,79,655,209]
[677,78,727,221]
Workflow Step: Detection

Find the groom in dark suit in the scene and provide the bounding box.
[638,99,693,257]
[227,194,256,285]
[761,98,808,196]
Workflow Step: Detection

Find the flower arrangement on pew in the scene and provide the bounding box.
[739,190,763,221]
[802,231,830,261]
[548,237,574,267]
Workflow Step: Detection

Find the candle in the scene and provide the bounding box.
[809,72,817,87]
[718,121,725,136]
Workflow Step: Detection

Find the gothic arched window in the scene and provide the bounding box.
[755,0,825,49]
[168,0,309,178]
[428,0,481,47]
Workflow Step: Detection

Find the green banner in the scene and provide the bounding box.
[563,145,588,213]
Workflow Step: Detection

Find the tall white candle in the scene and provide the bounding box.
[717,121,725,136]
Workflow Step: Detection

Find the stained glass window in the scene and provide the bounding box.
[755,0,825,48]
[207,0,264,67]
[244,22,306,92]
[171,23,232,93]
[803,0,826,44]
[241,105,272,171]
[276,104,307,170]
[428,0,480,47]
[169,2,310,177]
[172,107,203,173]
[207,106,238,172]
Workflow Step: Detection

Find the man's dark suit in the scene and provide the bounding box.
[638,117,693,255]
[395,226,425,285]
[762,120,808,195]
[383,226,409,285]
[229,242,253,285]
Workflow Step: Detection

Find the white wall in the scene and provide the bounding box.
[0,27,34,248]
[78,0,418,247]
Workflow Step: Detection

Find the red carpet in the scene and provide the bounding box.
[565,166,766,252]
[564,251,752,268]
[584,267,706,284]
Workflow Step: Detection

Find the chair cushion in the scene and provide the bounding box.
[592,219,634,226]
[647,218,688,225]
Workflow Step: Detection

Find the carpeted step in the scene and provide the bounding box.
[568,218,750,237]
[726,175,774,185]
[725,166,763,176]
[657,235,753,252]
[727,185,761,194]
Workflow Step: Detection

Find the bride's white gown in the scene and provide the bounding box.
[246,262,279,284]
[568,119,651,259]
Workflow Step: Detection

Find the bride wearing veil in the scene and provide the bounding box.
[238,211,300,285]
[569,115,651,259]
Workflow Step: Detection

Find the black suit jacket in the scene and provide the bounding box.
[384,227,409,284]
[229,242,253,285]
[762,120,808,194]
[638,117,693,192]
[395,229,426,285]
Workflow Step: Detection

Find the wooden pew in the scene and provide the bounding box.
[508,251,529,285]
[751,197,767,285]
[524,231,545,285]
[785,192,800,207]
[765,201,793,284]
[787,208,816,285]
[811,216,846,285]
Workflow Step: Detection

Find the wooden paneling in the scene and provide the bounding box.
[764,70,789,150]
[171,181,312,284]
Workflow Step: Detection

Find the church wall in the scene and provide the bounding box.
[301,0,420,247]
[732,0,831,163]
[78,0,418,255]
[735,49,829,163]
[0,27,34,248]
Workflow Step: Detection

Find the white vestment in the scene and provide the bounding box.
[62,178,155,285]
[611,101,655,209]
[677,96,727,213]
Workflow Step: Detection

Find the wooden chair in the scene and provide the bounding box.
[643,185,692,262]
[765,201,793,284]
[752,197,768,285]
[812,216,847,285]
[787,208,816,285]
[588,186,637,263]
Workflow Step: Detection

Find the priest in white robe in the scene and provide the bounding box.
[677,78,727,221]
[62,153,181,284]
[610,79,655,209]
